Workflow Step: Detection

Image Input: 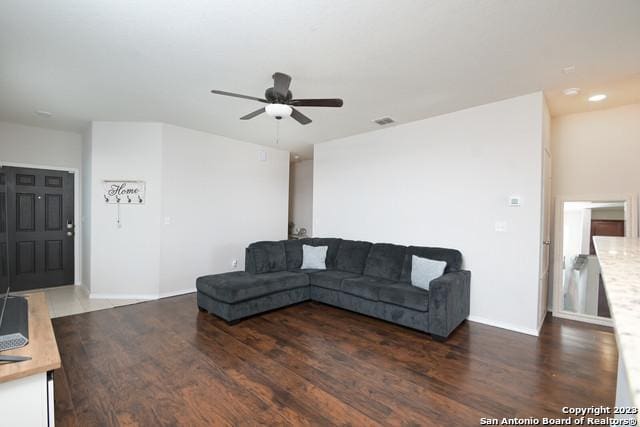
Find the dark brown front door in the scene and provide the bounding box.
[0,166,75,292]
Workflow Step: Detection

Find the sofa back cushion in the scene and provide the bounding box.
[247,241,287,273]
[399,245,463,282]
[363,243,407,280]
[284,239,303,271]
[335,240,372,274]
[299,238,342,269]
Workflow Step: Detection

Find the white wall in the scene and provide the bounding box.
[0,121,82,170]
[159,124,289,296]
[289,159,313,236]
[552,103,640,197]
[314,92,545,334]
[84,121,289,298]
[88,122,163,298]
[81,127,92,291]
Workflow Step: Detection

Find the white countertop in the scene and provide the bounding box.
[594,236,640,407]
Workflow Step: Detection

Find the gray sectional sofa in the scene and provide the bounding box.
[196,238,470,340]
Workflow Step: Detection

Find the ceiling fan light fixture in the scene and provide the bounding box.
[265,103,292,119]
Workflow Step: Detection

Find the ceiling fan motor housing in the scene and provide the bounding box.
[265,87,292,103]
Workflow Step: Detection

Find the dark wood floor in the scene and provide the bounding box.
[53,294,618,426]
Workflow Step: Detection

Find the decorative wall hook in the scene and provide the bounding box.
[102,180,146,205]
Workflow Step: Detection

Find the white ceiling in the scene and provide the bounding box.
[1,0,639,159]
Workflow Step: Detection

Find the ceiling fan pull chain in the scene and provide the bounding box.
[276,120,280,145]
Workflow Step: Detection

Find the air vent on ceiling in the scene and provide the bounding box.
[373,117,395,126]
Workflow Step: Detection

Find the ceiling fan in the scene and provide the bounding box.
[210,72,343,125]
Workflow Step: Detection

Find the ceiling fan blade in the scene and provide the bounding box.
[272,72,292,97]
[210,90,267,103]
[240,108,265,120]
[290,108,312,125]
[290,98,343,107]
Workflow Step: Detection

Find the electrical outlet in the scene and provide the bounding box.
[495,221,508,233]
[231,259,238,268]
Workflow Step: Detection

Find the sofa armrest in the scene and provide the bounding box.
[245,247,256,274]
[428,270,471,339]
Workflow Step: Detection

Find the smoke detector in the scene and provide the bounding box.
[373,117,395,126]
[562,88,580,96]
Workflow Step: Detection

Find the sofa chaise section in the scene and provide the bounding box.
[196,271,309,323]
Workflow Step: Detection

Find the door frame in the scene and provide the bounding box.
[552,193,638,326]
[0,161,81,288]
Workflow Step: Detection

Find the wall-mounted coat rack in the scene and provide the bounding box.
[103,180,145,228]
[103,180,145,204]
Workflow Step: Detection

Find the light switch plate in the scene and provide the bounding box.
[495,221,508,232]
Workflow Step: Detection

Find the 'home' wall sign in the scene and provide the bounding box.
[103,180,145,204]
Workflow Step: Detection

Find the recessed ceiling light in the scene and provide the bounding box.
[588,94,607,102]
[562,88,580,96]
[294,155,300,160]
[34,110,52,118]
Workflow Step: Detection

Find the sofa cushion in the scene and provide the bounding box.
[248,241,287,273]
[284,239,303,271]
[308,270,361,291]
[379,282,429,312]
[301,244,328,269]
[410,255,447,290]
[196,271,309,304]
[299,238,342,269]
[341,276,396,301]
[362,243,407,280]
[335,240,372,274]
[400,246,462,282]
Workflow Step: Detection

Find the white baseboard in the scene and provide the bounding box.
[159,288,195,299]
[90,293,158,300]
[536,310,550,335]
[89,288,196,301]
[467,315,540,337]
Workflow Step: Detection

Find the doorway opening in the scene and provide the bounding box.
[288,159,313,239]
[553,198,635,324]
[1,165,75,292]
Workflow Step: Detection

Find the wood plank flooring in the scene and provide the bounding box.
[52,294,618,426]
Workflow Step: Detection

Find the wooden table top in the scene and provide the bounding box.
[0,292,61,383]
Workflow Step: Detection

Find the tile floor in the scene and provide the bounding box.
[16,285,145,318]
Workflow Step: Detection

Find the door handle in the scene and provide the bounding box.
[543,240,551,245]
[66,231,73,237]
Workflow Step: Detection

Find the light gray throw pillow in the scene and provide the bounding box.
[411,255,446,290]
[300,245,328,270]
